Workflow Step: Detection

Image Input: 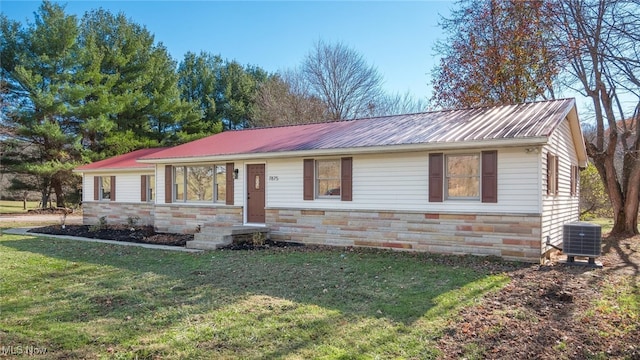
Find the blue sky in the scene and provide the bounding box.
[1,1,454,102]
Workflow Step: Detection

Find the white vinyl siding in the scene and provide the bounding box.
[266,148,540,214]
[84,172,153,203]
[83,175,94,202]
[542,119,581,251]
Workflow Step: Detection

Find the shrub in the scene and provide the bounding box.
[89,216,107,232]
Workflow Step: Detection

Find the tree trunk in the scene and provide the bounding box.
[52,177,65,208]
[622,163,640,235]
[40,191,48,209]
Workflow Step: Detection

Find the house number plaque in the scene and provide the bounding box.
[269,176,279,181]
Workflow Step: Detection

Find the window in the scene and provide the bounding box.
[429,151,497,203]
[215,165,226,203]
[303,158,352,201]
[147,175,155,201]
[141,175,155,202]
[94,176,115,201]
[100,176,111,200]
[446,154,480,199]
[547,153,559,195]
[570,165,579,196]
[316,159,341,197]
[173,165,226,203]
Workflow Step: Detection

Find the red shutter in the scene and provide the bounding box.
[110,176,116,201]
[303,159,314,200]
[341,157,353,201]
[481,151,498,203]
[94,177,99,201]
[429,153,443,202]
[546,153,552,195]
[165,165,173,203]
[226,162,234,205]
[141,175,147,202]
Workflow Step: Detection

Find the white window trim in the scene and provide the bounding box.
[315,159,341,199]
[445,153,481,201]
[99,176,111,201]
[172,165,227,203]
[146,175,155,202]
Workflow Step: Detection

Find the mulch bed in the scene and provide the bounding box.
[27,207,75,215]
[28,225,304,249]
[29,225,193,246]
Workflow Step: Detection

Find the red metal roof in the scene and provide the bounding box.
[141,99,578,161]
[75,148,169,171]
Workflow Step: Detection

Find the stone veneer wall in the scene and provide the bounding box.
[266,208,542,262]
[153,205,243,234]
[83,202,155,226]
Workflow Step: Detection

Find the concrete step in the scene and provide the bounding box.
[186,226,269,250]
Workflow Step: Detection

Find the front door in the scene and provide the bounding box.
[246,164,266,223]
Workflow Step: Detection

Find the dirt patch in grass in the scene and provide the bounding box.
[437,234,640,359]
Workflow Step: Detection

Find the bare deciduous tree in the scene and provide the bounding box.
[366,91,428,117]
[303,40,384,120]
[251,70,328,127]
[556,0,640,235]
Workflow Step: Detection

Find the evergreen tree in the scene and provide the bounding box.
[177,52,269,131]
[177,52,224,139]
[0,1,82,207]
[77,9,198,156]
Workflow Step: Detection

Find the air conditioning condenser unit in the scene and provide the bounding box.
[563,221,601,265]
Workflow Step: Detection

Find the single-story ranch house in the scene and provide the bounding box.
[74,98,587,262]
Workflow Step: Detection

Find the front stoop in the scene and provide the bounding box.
[186,226,270,250]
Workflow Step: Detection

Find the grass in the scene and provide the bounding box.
[586,217,614,234]
[0,200,41,214]
[0,230,512,359]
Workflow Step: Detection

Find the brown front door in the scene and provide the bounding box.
[246,164,266,223]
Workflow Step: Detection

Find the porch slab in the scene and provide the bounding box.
[187,226,270,250]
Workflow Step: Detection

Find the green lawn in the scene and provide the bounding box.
[0,230,514,359]
[587,217,615,234]
[0,200,41,214]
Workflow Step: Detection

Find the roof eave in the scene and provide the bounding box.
[566,105,589,167]
[137,137,550,164]
[73,167,156,174]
